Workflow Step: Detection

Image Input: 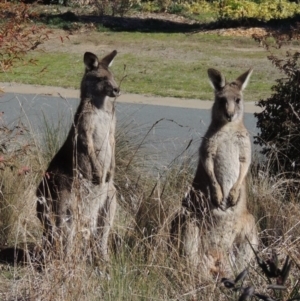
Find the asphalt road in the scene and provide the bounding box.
[0,92,259,172]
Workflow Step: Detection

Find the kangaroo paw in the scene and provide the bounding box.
[211,187,223,209]
[92,174,102,185]
[227,187,240,207]
[219,198,228,211]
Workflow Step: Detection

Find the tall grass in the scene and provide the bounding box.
[0,119,41,247]
[39,111,70,163]
[0,110,300,300]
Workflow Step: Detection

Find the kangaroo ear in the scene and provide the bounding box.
[207,68,226,91]
[236,68,253,91]
[84,52,99,70]
[100,50,117,67]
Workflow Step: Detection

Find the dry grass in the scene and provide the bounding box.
[0,109,300,301]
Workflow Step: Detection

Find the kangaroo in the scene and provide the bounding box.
[171,68,258,273]
[36,50,119,261]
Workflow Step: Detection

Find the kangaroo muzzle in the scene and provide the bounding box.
[225,112,234,122]
[226,102,235,122]
[112,86,120,97]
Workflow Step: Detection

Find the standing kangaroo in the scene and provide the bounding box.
[36,50,119,261]
[172,68,258,273]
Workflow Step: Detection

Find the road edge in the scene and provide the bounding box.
[0,82,262,113]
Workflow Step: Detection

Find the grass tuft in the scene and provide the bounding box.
[0,103,300,300]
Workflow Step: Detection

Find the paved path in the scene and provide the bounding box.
[0,82,260,172]
[0,82,261,113]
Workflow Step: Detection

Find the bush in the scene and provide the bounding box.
[142,0,300,22]
[254,27,300,177]
[91,0,139,16]
[0,2,50,72]
[216,0,300,21]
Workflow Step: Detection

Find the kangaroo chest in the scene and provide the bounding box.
[203,128,250,194]
[92,108,115,168]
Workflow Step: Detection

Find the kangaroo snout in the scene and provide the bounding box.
[106,79,120,98]
[105,82,120,97]
[112,86,120,97]
[225,112,234,122]
[225,100,236,121]
[107,85,120,98]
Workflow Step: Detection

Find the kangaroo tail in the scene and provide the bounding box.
[0,245,43,268]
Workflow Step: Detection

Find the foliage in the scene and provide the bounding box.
[254,27,300,177]
[181,0,217,16]
[139,0,215,14]
[38,11,82,31]
[91,0,139,16]
[216,0,300,21]
[0,1,50,72]
[138,0,300,21]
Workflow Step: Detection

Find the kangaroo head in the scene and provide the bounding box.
[208,68,253,124]
[81,50,120,99]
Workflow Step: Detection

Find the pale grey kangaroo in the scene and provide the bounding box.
[36,50,119,261]
[172,68,258,273]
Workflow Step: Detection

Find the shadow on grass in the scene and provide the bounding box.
[37,10,300,33]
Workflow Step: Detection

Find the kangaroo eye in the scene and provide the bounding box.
[236,98,241,104]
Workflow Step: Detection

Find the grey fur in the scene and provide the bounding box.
[36,50,119,260]
[172,68,258,273]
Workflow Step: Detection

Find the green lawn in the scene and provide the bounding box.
[0,30,282,101]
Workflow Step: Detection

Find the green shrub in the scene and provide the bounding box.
[92,0,139,16]
[145,0,300,22]
[216,0,300,21]
[254,28,300,177]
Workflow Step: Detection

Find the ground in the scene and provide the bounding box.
[1,7,276,109]
[0,81,260,113]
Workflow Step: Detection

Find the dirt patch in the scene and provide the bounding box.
[204,27,268,37]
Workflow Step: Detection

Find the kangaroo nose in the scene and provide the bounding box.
[226,113,233,122]
[113,87,120,96]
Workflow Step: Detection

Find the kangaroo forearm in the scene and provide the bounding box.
[110,156,115,178]
[234,160,250,190]
[92,158,103,176]
[202,158,223,206]
[108,138,115,181]
[84,131,102,181]
[87,147,103,183]
[227,161,250,207]
[203,158,220,191]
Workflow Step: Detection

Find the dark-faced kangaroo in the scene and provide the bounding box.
[36,50,119,260]
[172,68,258,273]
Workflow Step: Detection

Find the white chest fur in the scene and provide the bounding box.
[92,103,115,183]
[203,125,250,198]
